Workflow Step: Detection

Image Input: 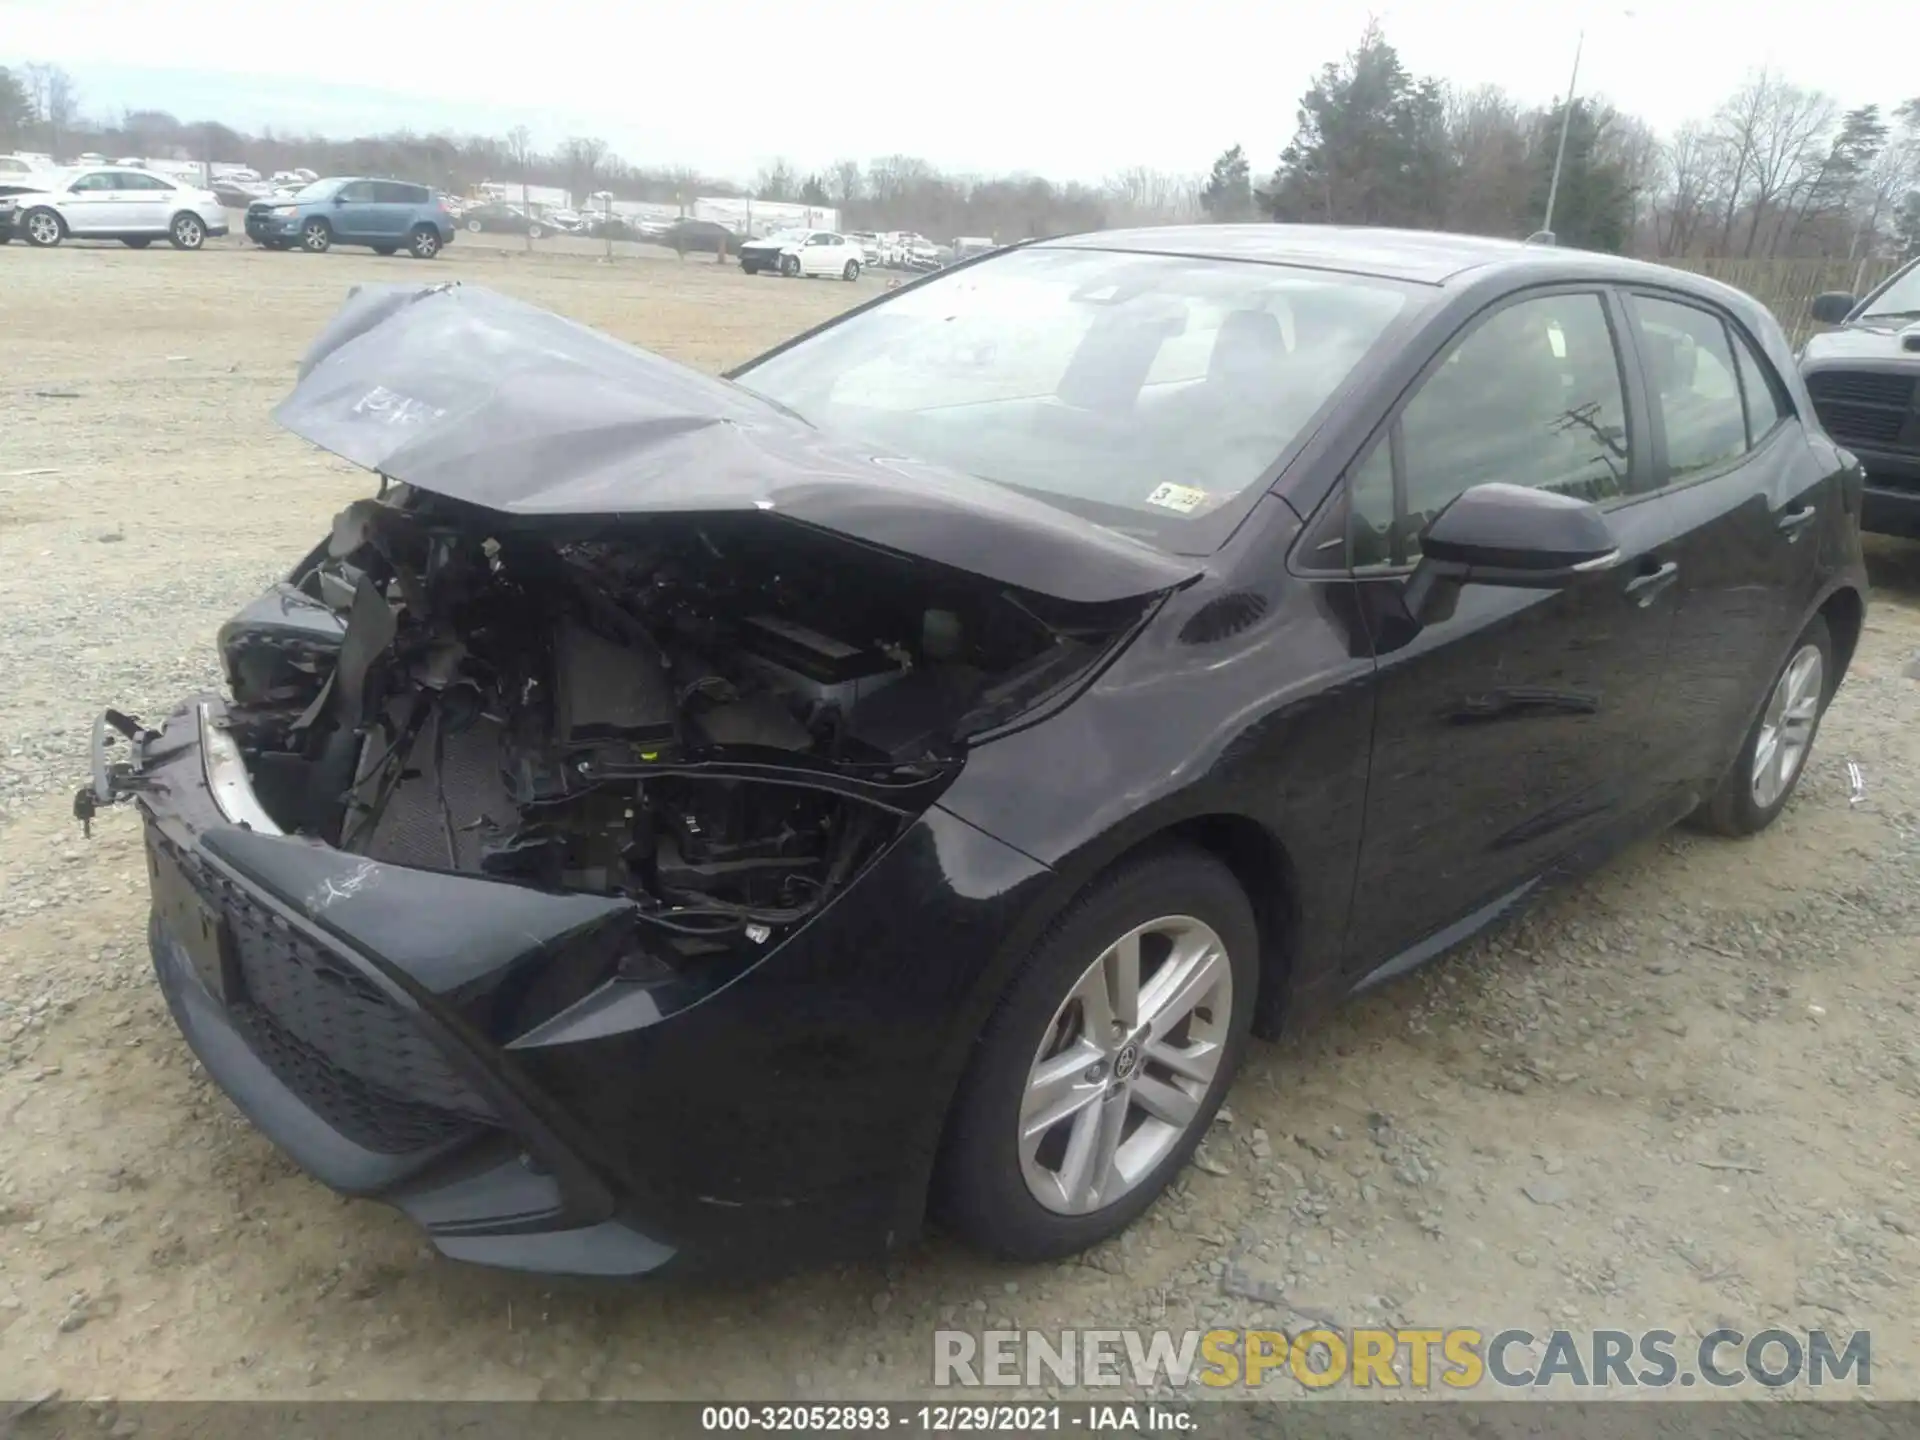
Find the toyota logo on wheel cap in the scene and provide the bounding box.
[1112,1041,1141,1081]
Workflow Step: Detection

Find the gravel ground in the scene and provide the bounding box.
[2,238,1919,1404]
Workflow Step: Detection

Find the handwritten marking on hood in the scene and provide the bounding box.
[308,861,380,912]
[352,385,446,426]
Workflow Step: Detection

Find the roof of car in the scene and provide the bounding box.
[1044,224,1682,287]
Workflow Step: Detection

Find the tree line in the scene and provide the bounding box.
[5,29,1918,259]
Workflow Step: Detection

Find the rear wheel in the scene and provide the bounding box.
[1691,615,1833,837]
[936,845,1258,1260]
[301,218,332,253]
[408,226,440,259]
[466,218,483,234]
[527,223,544,240]
[168,212,206,250]
[22,208,63,247]
[842,259,860,281]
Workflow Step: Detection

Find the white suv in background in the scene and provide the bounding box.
[5,166,230,250]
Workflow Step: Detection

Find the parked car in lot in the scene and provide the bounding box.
[247,177,454,258]
[738,227,864,278]
[459,201,546,238]
[655,217,737,254]
[81,226,1865,1277]
[1800,258,1920,537]
[3,166,228,249]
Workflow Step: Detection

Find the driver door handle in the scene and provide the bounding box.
[1776,504,1818,541]
[1623,559,1679,607]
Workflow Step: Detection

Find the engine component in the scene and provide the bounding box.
[552,619,677,750]
[690,694,813,751]
[737,613,907,716]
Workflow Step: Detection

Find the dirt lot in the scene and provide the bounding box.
[2,236,1919,1404]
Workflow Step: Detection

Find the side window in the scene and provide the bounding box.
[68,173,113,193]
[1629,295,1746,481]
[1350,291,1630,567]
[1729,327,1786,445]
[337,181,374,203]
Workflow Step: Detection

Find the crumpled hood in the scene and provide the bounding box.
[1802,323,1920,365]
[272,282,1197,605]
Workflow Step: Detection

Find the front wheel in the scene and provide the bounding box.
[408,226,440,259]
[21,208,63,247]
[1690,615,1834,837]
[842,259,860,281]
[780,253,800,277]
[300,218,332,253]
[169,212,206,250]
[936,845,1258,1260]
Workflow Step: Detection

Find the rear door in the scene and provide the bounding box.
[1336,287,1685,977]
[1619,290,1835,798]
[115,172,174,234]
[368,182,419,240]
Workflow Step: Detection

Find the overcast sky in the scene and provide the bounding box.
[5,0,1915,180]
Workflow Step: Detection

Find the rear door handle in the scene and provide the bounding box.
[1623,560,1679,607]
[1776,504,1818,541]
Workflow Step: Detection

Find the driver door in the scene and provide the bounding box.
[800,232,833,275]
[1337,287,1688,980]
[61,171,122,234]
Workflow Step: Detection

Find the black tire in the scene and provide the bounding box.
[465,218,483,234]
[21,207,63,247]
[741,259,758,274]
[935,844,1258,1260]
[842,259,860,281]
[123,237,154,249]
[780,253,800,277]
[408,226,440,259]
[1690,614,1834,837]
[527,223,544,240]
[168,212,206,250]
[300,218,332,253]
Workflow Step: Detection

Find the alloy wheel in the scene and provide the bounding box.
[303,221,330,252]
[173,215,204,249]
[413,230,439,258]
[25,210,61,246]
[1018,915,1232,1215]
[1750,643,1824,810]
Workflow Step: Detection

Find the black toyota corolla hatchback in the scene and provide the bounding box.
[83,226,1867,1277]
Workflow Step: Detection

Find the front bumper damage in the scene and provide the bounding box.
[83,696,1050,1275]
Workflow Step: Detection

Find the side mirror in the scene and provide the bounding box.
[1404,483,1620,622]
[1810,292,1856,325]
[333,194,348,205]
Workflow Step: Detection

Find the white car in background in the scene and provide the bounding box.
[4,166,230,250]
[737,228,864,279]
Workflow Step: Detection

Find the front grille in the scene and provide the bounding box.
[1806,370,1919,451]
[152,828,494,1154]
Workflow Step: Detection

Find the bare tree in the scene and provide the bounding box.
[754,158,799,202]
[1104,167,1200,224]
[1710,71,1835,256]
[1655,123,1718,255]
[506,124,536,252]
[22,62,78,157]
[560,136,607,208]
[827,158,864,208]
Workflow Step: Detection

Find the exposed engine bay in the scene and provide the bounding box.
[218,484,1147,958]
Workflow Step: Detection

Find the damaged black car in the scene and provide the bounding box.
[85,228,1867,1275]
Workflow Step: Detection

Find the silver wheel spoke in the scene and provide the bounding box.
[1141,935,1225,1035]
[1147,1035,1223,1085]
[1132,1073,1200,1129]
[1021,1040,1105,1140]
[1750,644,1824,810]
[1103,932,1141,1031]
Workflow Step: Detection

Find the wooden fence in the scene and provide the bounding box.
[1658,256,1903,346]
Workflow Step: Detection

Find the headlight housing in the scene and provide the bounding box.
[272,205,298,217]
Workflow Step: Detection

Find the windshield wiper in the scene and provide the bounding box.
[1861,309,1920,322]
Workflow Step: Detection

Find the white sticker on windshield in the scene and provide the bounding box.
[1145,483,1209,514]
